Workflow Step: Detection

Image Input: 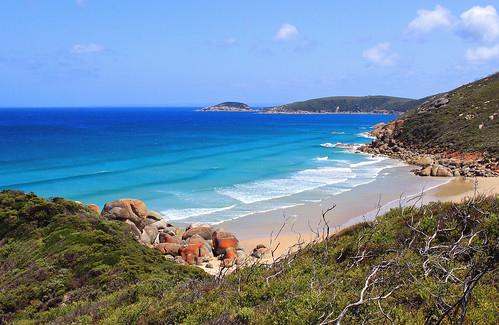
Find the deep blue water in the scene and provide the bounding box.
[0,108,397,223]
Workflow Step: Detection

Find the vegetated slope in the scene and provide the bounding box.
[265,95,426,113]
[200,102,254,112]
[396,72,499,155]
[0,191,205,324]
[1,190,497,324]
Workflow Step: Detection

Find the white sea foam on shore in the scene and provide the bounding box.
[356,131,375,139]
[217,167,354,204]
[161,204,236,220]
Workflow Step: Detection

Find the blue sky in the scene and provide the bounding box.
[1,1,499,107]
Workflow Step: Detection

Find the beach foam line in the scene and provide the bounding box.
[199,203,307,225]
[349,156,387,168]
[356,132,375,139]
[161,204,237,221]
[217,167,354,204]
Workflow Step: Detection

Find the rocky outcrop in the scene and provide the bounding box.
[100,199,255,271]
[101,199,161,230]
[213,231,239,256]
[360,119,498,177]
[86,204,100,214]
[182,225,214,241]
[154,243,181,256]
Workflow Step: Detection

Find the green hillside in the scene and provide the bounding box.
[1,190,497,324]
[0,191,204,324]
[395,72,499,155]
[265,95,426,113]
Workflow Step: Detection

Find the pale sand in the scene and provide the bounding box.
[218,166,498,259]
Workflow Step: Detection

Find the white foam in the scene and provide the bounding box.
[356,132,375,139]
[320,142,335,148]
[350,156,386,168]
[316,156,329,161]
[330,131,346,135]
[217,167,354,204]
[161,204,236,220]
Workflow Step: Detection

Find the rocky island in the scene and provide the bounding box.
[199,101,255,112]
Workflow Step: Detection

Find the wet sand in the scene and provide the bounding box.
[219,164,498,257]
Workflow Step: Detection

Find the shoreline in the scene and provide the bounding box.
[218,166,498,259]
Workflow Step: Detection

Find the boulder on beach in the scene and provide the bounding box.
[159,233,182,244]
[125,219,142,240]
[102,199,161,230]
[213,231,239,256]
[222,247,238,267]
[140,224,159,245]
[179,234,214,265]
[428,165,453,177]
[154,243,181,256]
[182,225,214,241]
[188,234,213,259]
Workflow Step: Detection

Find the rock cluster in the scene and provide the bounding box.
[360,120,498,177]
[92,199,266,271]
[416,94,449,114]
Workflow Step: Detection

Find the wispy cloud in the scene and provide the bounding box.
[406,5,453,34]
[458,5,499,43]
[362,43,398,66]
[71,43,104,54]
[224,37,238,46]
[466,44,499,63]
[274,23,299,41]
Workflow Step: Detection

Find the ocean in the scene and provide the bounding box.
[0,108,399,224]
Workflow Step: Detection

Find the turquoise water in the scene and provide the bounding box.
[0,108,398,224]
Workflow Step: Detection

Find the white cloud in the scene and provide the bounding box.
[466,44,499,63]
[274,23,299,41]
[71,43,104,54]
[362,43,398,66]
[459,5,499,42]
[407,5,453,33]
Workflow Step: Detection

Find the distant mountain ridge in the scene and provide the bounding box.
[263,95,427,114]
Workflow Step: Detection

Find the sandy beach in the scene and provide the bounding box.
[219,164,498,258]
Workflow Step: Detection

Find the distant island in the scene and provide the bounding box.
[199,102,255,112]
[262,95,427,114]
